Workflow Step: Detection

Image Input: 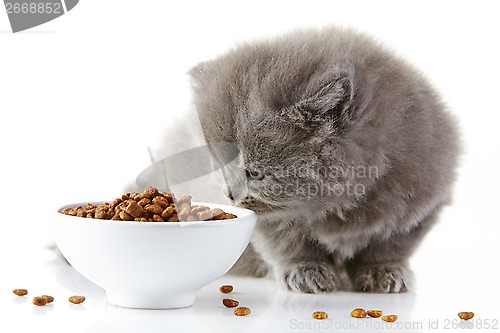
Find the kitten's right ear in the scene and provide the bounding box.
[282,69,354,129]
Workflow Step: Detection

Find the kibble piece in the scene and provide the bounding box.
[116,201,127,212]
[381,315,398,322]
[41,295,54,303]
[13,289,28,296]
[152,214,164,222]
[199,208,223,221]
[161,206,175,220]
[110,198,122,210]
[152,196,169,209]
[219,285,233,293]
[219,213,238,220]
[143,185,159,199]
[191,205,209,215]
[163,192,175,203]
[312,311,329,320]
[76,207,87,217]
[145,203,164,215]
[119,211,133,221]
[137,197,151,207]
[127,192,139,199]
[367,310,383,318]
[458,312,474,320]
[69,296,86,304]
[234,306,251,316]
[350,308,367,318]
[167,214,179,222]
[176,195,192,205]
[178,206,191,220]
[32,296,48,306]
[62,208,77,216]
[222,299,239,308]
[125,200,144,218]
[96,206,109,219]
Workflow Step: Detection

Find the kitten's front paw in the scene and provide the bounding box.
[281,263,338,294]
[351,265,411,293]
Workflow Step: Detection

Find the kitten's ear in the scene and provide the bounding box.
[284,71,354,128]
[188,63,205,80]
[188,62,211,85]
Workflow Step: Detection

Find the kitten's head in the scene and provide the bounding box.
[189,29,390,217]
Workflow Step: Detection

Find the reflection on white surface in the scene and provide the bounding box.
[0,234,498,333]
[32,303,55,316]
[84,306,211,333]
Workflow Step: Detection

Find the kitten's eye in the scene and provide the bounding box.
[246,169,265,181]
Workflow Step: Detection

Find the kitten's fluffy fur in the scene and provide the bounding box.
[189,27,460,293]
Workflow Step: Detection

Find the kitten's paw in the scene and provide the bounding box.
[351,265,411,293]
[281,263,338,293]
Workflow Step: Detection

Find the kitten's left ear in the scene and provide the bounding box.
[188,63,205,80]
[284,70,354,128]
[187,61,211,87]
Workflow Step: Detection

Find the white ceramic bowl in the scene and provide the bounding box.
[53,202,256,309]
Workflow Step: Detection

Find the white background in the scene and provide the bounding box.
[1,1,499,332]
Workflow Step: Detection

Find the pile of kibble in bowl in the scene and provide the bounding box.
[60,186,237,222]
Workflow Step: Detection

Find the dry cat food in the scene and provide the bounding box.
[32,295,54,306]
[458,312,474,320]
[32,296,48,306]
[234,306,251,316]
[69,295,86,304]
[219,285,233,293]
[222,299,239,308]
[41,295,54,303]
[367,310,383,318]
[350,308,368,318]
[60,186,237,222]
[381,315,398,322]
[12,289,28,296]
[312,311,329,320]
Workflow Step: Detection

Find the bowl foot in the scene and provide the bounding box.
[105,290,197,309]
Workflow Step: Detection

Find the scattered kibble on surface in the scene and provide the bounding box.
[312,311,329,320]
[367,310,383,318]
[458,312,474,320]
[222,299,239,308]
[219,285,233,293]
[41,295,54,303]
[32,296,48,306]
[12,289,28,296]
[69,296,86,304]
[381,315,398,322]
[234,306,251,316]
[350,308,367,318]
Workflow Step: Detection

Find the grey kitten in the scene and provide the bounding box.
[189,27,460,293]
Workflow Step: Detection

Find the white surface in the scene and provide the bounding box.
[1,244,498,333]
[53,203,256,309]
[1,0,500,332]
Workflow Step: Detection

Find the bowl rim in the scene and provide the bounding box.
[56,201,256,227]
